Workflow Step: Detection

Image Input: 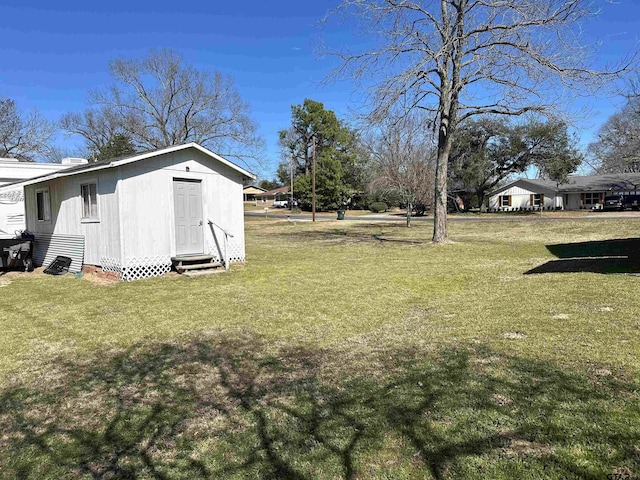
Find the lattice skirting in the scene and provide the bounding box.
[226,240,245,263]
[101,245,244,281]
[101,255,172,282]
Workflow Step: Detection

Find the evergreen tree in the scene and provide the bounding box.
[89,134,137,162]
[278,99,363,210]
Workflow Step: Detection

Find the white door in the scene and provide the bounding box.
[566,193,581,210]
[173,179,203,255]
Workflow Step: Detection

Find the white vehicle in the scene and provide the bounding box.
[273,199,288,208]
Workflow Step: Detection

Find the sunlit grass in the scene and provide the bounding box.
[0,217,639,479]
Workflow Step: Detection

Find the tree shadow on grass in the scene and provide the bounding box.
[525,238,640,274]
[279,224,431,247]
[0,333,638,479]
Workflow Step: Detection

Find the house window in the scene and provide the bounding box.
[500,195,511,207]
[532,194,544,206]
[81,183,98,219]
[35,188,51,222]
[584,193,599,205]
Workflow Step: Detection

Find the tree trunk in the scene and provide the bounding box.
[477,191,485,214]
[406,203,412,228]
[432,117,453,243]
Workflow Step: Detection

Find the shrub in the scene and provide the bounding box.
[370,202,388,213]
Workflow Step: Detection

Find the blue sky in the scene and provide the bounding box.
[1,0,639,178]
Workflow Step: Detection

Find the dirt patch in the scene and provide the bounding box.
[552,313,569,320]
[82,272,119,286]
[500,430,555,457]
[492,393,513,407]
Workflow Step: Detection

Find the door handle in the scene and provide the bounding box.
[199,220,203,226]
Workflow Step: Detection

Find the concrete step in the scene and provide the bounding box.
[179,261,222,271]
[182,268,227,278]
[172,254,215,263]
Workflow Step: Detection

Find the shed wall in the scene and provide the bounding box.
[117,149,246,264]
[24,170,121,266]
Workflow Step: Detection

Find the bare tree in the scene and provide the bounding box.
[62,49,265,167]
[588,97,640,173]
[328,0,635,242]
[368,112,436,227]
[60,106,124,156]
[0,98,56,162]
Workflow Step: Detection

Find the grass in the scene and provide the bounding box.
[0,217,639,479]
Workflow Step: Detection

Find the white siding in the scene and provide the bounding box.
[24,171,121,266]
[498,185,539,196]
[489,193,557,210]
[117,149,245,263]
[489,180,560,210]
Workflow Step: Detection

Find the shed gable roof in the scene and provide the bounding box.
[10,143,255,189]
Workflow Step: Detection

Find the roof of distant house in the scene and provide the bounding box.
[243,185,267,194]
[262,186,289,196]
[491,173,640,196]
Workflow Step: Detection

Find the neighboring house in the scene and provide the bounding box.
[262,186,290,206]
[0,158,73,236]
[489,173,640,211]
[243,185,267,202]
[17,143,254,280]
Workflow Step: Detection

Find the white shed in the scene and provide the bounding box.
[21,143,254,280]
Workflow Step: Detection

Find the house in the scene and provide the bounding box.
[262,186,290,206]
[16,143,254,280]
[243,185,267,202]
[0,158,72,236]
[488,173,640,211]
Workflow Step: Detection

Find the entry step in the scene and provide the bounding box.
[171,254,215,263]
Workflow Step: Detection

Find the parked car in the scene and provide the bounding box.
[272,199,298,208]
[603,195,640,211]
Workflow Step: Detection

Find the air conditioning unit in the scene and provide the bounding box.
[61,157,89,165]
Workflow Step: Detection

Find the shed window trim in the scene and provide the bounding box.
[35,187,51,222]
[81,182,99,220]
[500,195,511,207]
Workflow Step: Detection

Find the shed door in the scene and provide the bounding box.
[173,179,203,255]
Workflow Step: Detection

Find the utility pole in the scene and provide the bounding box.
[290,153,294,211]
[312,135,316,222]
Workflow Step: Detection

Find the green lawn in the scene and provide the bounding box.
[1,218,639,479]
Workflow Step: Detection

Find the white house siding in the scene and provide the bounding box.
[489,183,558,210]
[24,171,121,267]
[117,149,246,270]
